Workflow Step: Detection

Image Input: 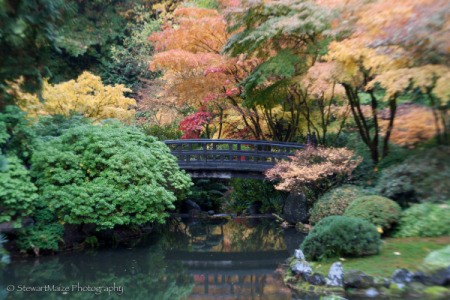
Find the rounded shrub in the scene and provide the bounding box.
[344,195,401,231]
[31,122,192,230]
[395,202,450,237]
[301,216,381,260]
[377,147,450,206]
[309,185,370,224]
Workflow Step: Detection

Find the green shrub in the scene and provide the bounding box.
[17,202,64,253]
[32,114,91,142]
[301,216,381,260]
[188,179,228,211]
[344,195,402,231]
[31,122,192,230]
[309,185,371,224]
[228,179,285,214]
[395,202,450,237]
[0,105,36,164]
[0,155,37,227]
[377,147,450,206]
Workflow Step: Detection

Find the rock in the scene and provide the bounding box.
[294,249,305,260]
[207,210,215,216]
[291,260,312,278]
[392,268,414,287]
[344,270,375,289]
[412,271,430,284]
[423,245,450,272]
[429,266,450,286]
[327,262,344,287]
[181,199,201,214]
[306,273,327,286]
[365,287,379,298]
[282,193,309,224]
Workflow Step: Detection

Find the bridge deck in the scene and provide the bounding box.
[164,139,304,178]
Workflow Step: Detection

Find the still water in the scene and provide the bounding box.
[1,217,306,300]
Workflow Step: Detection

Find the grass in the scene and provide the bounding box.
[310,236,450,277]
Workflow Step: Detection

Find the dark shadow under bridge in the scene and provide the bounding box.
[164,139,305,179]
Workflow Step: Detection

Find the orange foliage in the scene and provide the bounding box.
[379,104,441,148]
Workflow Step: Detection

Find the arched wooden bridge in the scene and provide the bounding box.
[164,139,304,179]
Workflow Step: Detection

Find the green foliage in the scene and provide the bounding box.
[184,0,218,9]
[395,202,450,238]
[344,195,402,231]
[17,202,64,252]
[0,0,66,102]
[301,216,381,261]
[377,147,450,205]
[242,50,303,107]
[0,105,35,163]
[188,179,228,211]
[32,114,91,142]
[55,0,126,58]
[99,16,161,90]
[228,179,285,214]
[140,123,183,141]
[0,155,37,226]
[224,0,330,57]
[309,185,371,225]
[31,122,192,230]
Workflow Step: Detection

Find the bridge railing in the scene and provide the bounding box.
[164,139,304,171]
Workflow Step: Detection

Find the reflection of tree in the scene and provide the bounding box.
[221,219,285,252]
[2,234,194,300]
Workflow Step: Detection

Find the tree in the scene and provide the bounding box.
[224,0,333,142]
[31,122,192,230]
[0,0,66,108]
[265,146,361,196]
[149,6,267,140]
[14,72,136,123]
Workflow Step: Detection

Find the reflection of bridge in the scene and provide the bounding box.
[164,139,304,179]
[165,250,292,299]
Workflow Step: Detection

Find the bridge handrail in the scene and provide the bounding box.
[164,139,304,148]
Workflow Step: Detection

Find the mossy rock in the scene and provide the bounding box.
[422,245,450,272]
[423,286,450,299]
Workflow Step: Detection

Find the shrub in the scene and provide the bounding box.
[228,179,285,214]
[377,147,450,205]
[344,195,401,231]
[17,205,64,253]
[0,155,37,227]
[188,179,229,211]
[265,146,362,196]
[395,202,450,237]
[301,216,381,261]
[309,185,371,225]
[31,122,192,230]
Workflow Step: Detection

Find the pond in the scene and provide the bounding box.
[1,217,307,300]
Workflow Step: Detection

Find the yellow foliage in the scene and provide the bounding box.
[327,38,407,86]
[369,65,450,103]
[16,72,136,122]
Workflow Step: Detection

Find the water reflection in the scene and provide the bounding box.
[1,217,300,300]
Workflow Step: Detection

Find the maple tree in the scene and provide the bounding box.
[224,0,334,142]
[265,146,362,195]
[149,5,267,140]
[13,72,136,122]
